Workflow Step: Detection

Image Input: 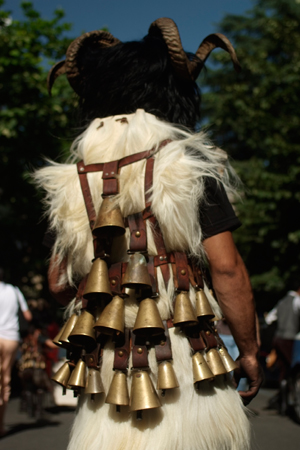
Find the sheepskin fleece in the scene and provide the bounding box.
[35,109,250,450]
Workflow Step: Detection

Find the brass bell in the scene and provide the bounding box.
[52,323,67,347]
[59,314,79,348]
[218,347,239,372]
[130,370,161,416]
[192,352,214,383]
[157,361,179,395]
[51,361,72,387]
[173,292,198,327]
[68,358,86,389]
[93,197,125,238]
[85,368,105,396]
[105,371,129,410]
[205,348,227,376]
[122,253,152,290]
[195,289,214,319]
[68,310,97,352]
[133,298,164,337]
[94,295,124,336]
[83,258,112,302]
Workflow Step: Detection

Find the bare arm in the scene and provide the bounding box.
[48,254,77,306]
[22,309,32,322]
[203,231,263,404]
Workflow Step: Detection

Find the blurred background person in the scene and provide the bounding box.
[0,267,32,437]
[265,279,300,414]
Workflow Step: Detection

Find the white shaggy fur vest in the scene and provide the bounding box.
[35,110,250,450]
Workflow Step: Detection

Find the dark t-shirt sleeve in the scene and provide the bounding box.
[199,177,241,239]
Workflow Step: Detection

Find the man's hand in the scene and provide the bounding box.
[234,354,264,405]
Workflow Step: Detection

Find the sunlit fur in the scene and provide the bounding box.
[35,110,250,450]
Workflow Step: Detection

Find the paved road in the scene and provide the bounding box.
[2,388,300,449]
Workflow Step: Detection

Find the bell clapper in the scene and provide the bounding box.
[62,387,67,396]
[161,389,166,397]
[116,405,121,413]
[136,411,143,420]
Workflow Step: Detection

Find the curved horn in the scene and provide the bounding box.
[47,60,66,95]
[148,17,191,80]
[191,33,241,79]
[47,30,121,95]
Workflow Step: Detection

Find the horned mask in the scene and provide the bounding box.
[47,17,240,96]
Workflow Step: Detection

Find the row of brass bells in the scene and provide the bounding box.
[52,358,105,397]
[173,292,197,327]
[173,289,215,327]
[53,314,79,349]
[94,295,125,336]
[218,347,239,372]
[52,361,73,388]
[133,298,164,338]
[192,352,214,383]
[130,370,161,419]
[122,253,152,290]
[205,348,234,376]
[83,258,112,303]
[195,289,214,319]
[85,368,105,398]
[157,361,179,395]
[68,310,97,352]
[93,197,125,239]
[105,371,129,411]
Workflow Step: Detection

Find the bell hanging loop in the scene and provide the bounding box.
[173,292,198,328]
[83,258,112,303]
[105,370,130,412]
[157,361,179,396]
[93,197,125,238]
[122,253,152,290]
[132,298,164,338]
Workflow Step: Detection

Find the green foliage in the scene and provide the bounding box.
[0,1,76,296]
[200,0,300,309]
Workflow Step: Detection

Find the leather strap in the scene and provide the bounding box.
[76,275,89,308]
[144,157,171,288]
[127,212,147,253]
[102,160,119,196]
[187,333,206,352]
[147,256,158,297]
[113,329,130,371]
[108,262,123,296]
[189,259,204,289]
[131,333,149,369]
[155,322,173,362]
[201,330,218,349]
[77,163,97,230]
[144,157,155,208]
[85,344,101,369]
[77,149,154,175]
[173,252,190,291]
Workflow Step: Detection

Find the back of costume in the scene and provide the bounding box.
[35,18,251,450]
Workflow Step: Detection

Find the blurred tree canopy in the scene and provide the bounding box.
[0,0,76,300]
[200,0,300,310]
